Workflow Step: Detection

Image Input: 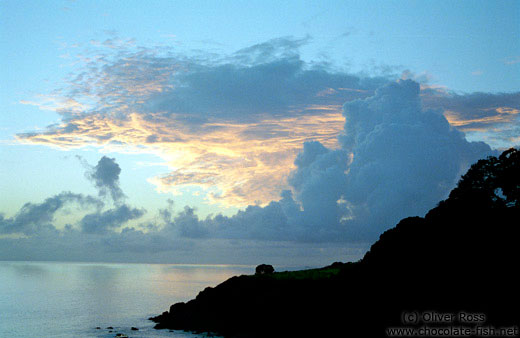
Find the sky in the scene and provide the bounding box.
[0,0,519,266]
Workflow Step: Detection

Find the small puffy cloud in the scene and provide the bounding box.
[86,156,125,202]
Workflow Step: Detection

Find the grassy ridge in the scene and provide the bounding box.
[265,262,352,280]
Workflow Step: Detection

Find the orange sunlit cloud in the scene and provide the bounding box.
[18,109,345,207]
[443,107,519,132]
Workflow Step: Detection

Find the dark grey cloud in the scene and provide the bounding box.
[150,55,386,122]
[19,37,391,140]
[86,156,125,203]
[80,204,145,234]
[422,90,520,122]
[287,144,349,241]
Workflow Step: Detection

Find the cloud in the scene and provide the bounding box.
[422,90,520,129]
[94,80,495,245]
[504,56,520,65]
[420,88,520,148]
[214,80,493,243]
[80,204,145,234]
[5,37,518,264]
[0,192,103,235]
[0,78,499,264]
[168,206,210,238]
[86,156,125,203]
[17,38,518,207]
[334,80,493,238]
[16,38,390,206]
[0,228,365,265]
[1,156,142,237]
[153,80,494,243]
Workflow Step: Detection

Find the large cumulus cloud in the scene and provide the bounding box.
[193,80,494,242]
[124,80,495,244]
[335,80,492,238]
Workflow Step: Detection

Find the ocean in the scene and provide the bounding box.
[0,261,253,338]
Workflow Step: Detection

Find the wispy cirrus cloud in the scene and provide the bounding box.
[504,56,520,65]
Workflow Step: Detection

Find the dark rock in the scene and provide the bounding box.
[131,327,139,330]
[106,326,113,330]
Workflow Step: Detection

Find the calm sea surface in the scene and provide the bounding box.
[0,261,253,338]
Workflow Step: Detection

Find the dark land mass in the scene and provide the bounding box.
[151,148,520,337]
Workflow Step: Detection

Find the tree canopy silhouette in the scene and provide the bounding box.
[448,147,519,208]
[255,264,274,275]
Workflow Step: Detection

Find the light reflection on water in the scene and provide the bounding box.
[0,261,253,338]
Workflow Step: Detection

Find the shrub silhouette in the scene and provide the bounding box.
[255,264,274,275]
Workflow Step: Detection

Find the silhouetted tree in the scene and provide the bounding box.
[448,147,519,207]
[255,264,274,275]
